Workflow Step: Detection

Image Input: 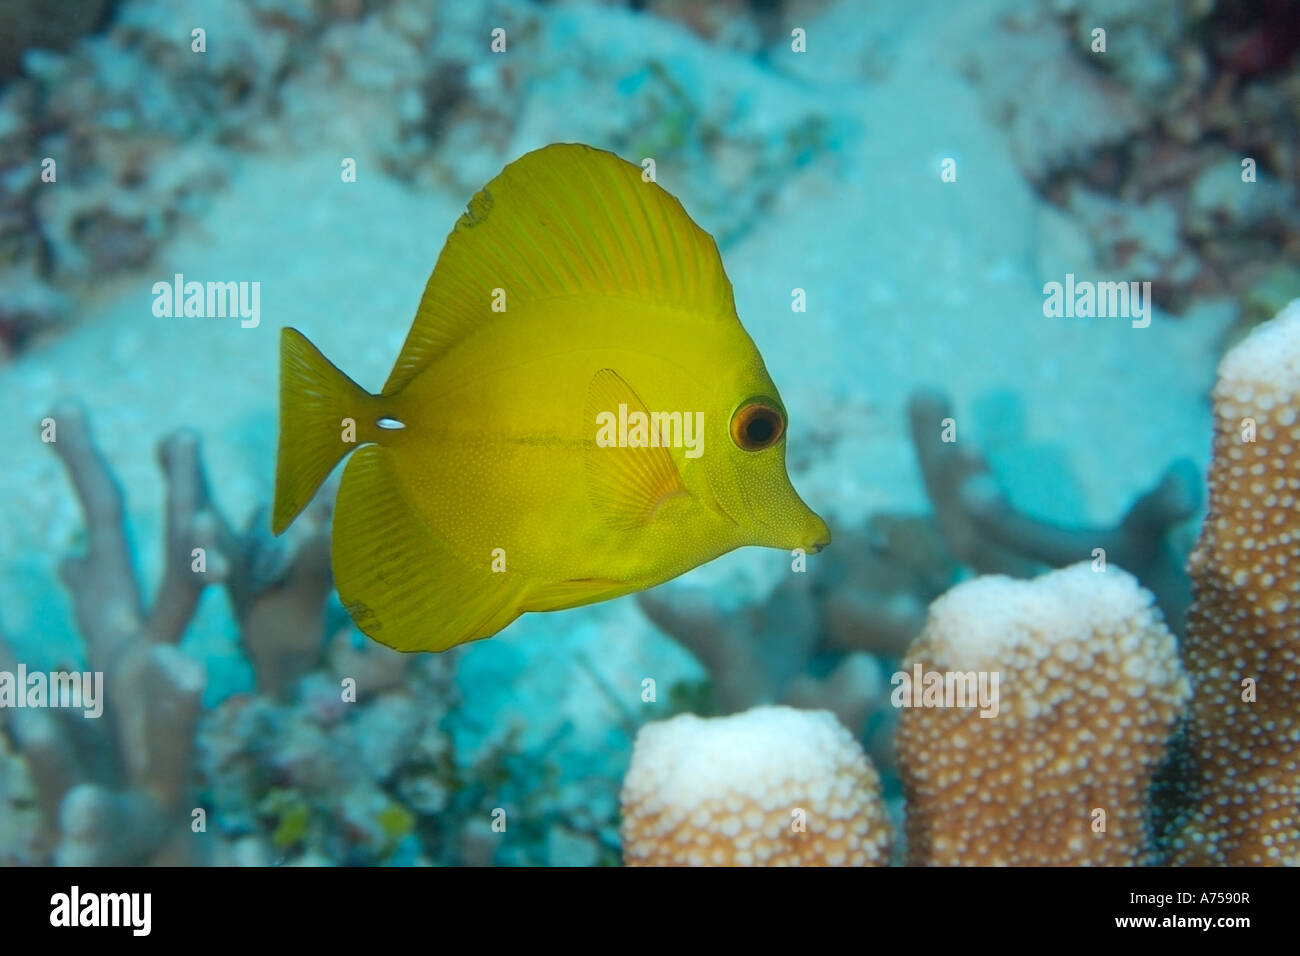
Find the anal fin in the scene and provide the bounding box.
[525,577,631,613]
[333,446,524,652]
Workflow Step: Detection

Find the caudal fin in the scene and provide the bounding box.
[273,327,378,535]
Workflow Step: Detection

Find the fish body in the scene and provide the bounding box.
[274,144,828,652]
[388,306,739,585]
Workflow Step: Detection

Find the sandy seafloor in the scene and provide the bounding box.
[1,0,1233,765]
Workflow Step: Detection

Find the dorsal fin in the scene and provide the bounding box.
[381,143,736,395]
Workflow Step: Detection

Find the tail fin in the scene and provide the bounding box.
[273,327,379,535]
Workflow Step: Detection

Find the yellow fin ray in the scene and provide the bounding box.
[525,578,630,613]
[273,327,378,535]
[332,446,525,652]
[382,143,737,395]
[584,368,688,530]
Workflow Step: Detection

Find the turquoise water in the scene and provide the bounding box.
[0,0,1296,867]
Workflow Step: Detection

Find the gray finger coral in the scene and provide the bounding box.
[1,404,208,864]
[0,403,336,863]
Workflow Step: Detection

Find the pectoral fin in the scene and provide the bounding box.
[584,368,688,530]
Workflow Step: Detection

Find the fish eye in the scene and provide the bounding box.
[730,401,785,452]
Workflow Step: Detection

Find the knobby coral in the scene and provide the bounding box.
[621,706,892,866]
[622,302,1300,868]
[1169,298,1300,865]
[897,563,1188,865]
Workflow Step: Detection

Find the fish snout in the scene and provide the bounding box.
[802,514,831,554]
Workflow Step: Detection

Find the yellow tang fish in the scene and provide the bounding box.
[272,143,829,653]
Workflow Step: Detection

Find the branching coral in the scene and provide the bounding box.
[1,401,626,867]
[897,563,1189,865]
[621,706,892,866]
[816,516,958,660]
[222,497,334,699]
[0,402,209,864]
[1168,298,1300,865]
[0,402,337,863]
[637,575,818,715]
[636,515,954,743]
[636,575,877,737]
[908,388,1200,631]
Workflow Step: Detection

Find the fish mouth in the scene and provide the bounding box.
[774,510,830,554]
[733,486,830,554]
[802,518,831,554]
